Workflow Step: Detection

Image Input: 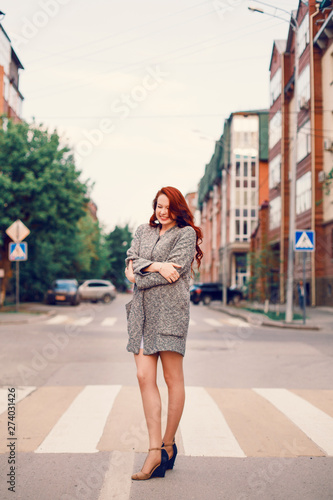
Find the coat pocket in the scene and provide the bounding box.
[158,295,189,338]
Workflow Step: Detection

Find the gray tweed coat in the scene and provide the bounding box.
[125,223,197,356]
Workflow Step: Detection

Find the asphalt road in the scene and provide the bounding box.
[0,294,332,500]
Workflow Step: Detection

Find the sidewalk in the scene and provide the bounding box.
[209,301,333,331]
[0,303,55,325]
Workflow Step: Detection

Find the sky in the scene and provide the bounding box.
[1,0,299,232]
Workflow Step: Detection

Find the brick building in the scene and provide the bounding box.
[198,110,269,289]
[0,24,24,121]
[263,0,333,306]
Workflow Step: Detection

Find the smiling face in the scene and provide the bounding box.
[155,194,176,231]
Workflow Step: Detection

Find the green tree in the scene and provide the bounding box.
[104,224,133,291]
[0,119,98,303]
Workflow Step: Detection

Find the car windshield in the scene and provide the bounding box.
[54,281,77,291]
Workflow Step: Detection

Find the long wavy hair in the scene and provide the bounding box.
[149,186,203,269]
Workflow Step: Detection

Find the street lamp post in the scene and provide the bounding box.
[248,2,300,323]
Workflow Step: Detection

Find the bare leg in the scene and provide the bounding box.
[134,349,162,474]
[160,351,185,457]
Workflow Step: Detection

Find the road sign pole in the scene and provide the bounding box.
[16,261,20,313]
[303,252,306,325]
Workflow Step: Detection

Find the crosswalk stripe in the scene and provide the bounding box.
[101,317,118,327]
[35,385,121,453]
[204,318,223,327]
[14,386,83,453]
[207,388,324,457]
[72,316,93,326]
[222,317,249,327]
[254,388,333,456]
[291,389,333,419]
[1,385,332,457]
[0,386,35,416]
[45,315,68,325]
[180,386,246,457]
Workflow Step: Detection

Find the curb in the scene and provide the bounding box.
[0,309,56,325]
[208,303,320,331]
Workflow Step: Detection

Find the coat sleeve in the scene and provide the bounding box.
[135,226,197,290]
[125,224,154,273]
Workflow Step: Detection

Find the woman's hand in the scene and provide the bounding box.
[158,262,181,283]
[125,260,135,284]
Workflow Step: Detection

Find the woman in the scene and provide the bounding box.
[125,186,203,481]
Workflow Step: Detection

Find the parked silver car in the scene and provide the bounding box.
[78,279,116,303]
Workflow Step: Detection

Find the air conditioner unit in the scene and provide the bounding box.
[299,96,309,110]
[318,171,326,183]
[324,138,333,152]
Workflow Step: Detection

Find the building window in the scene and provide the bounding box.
[298,14,309,56]
[270,67,282,105]
[270,196,281,229]
[297,120,311,163]
[236,162,241,176]
[298,64,310,109]
[269,110,282,149]
[269,153,281,189]
[251,209,256,217]
[244,162,248,177]
[296,171,311,214]
[243,220,248,235]
[251,161,256,177]
[236,220,240,235]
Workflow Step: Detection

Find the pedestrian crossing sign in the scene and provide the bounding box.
[294,230,315,252]
[9,242,28,261]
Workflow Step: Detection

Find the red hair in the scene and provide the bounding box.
[149,186,203,269]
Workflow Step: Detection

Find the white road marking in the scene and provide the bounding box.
[101,317,118,327]
[0,386,36,415]
[45,315,68,325]
[204,318,223,327]
[98,451,134,500]
[189,319,196,326]
[180,386,246,457]
[35,385,121,453]
[254,388,333,456]
[221,317,249,327]
[72,316,93,326]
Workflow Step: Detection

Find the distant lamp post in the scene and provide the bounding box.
[0,11,6,21]
[248,1,300,323]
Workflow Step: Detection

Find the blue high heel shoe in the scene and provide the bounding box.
[131,447,168,480]
[162,440,178,470]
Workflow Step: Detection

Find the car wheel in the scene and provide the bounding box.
[203,295,211,306]
[232,294,241,305]
[102,294,112,304]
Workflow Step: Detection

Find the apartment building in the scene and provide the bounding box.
[198,110,269,289]
[264,0,333,306]
[0,24,24,121]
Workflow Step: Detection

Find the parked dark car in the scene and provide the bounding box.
[190,282,243,306]
[45,279,80,306]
